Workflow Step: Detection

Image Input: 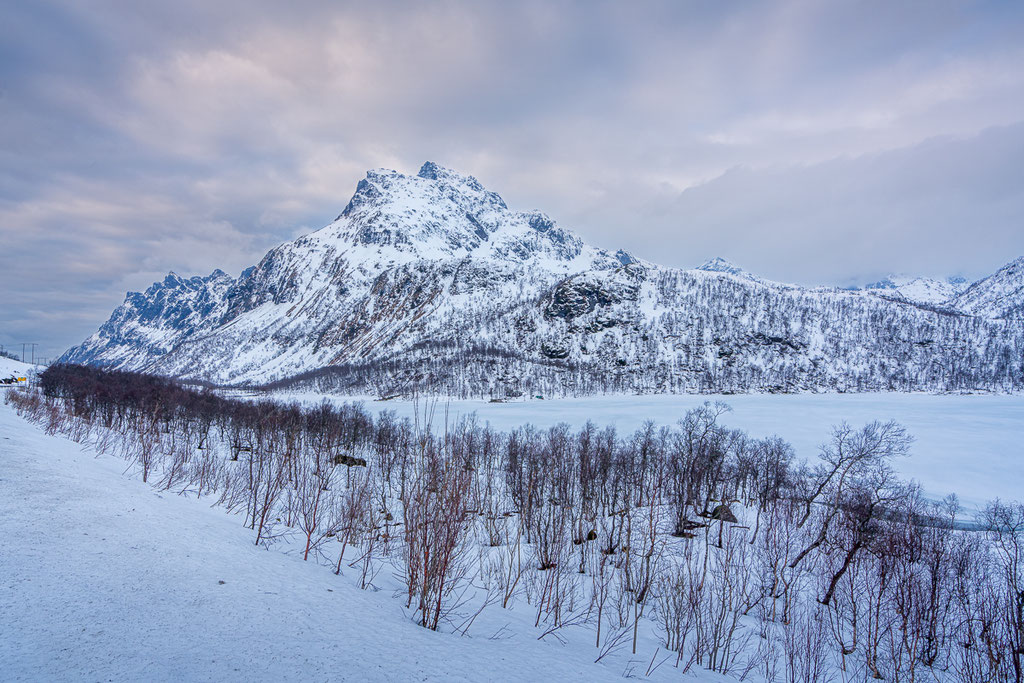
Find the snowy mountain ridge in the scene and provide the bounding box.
[862,275,970,306]
[61,163,1024,396]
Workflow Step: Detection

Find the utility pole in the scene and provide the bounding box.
[22,343,27,363]
[29,343,39,365]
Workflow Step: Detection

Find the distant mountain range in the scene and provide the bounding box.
[61,162,1024,397]
[860,275,969,306]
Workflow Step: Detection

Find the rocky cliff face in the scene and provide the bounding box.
[61,270,234,369]
[61,163,1024,397]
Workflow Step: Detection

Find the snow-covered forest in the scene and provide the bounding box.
[8,365,1024,682]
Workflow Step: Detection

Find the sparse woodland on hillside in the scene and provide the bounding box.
[10,364,1024,682]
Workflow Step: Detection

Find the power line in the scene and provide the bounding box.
[18,342,40,364]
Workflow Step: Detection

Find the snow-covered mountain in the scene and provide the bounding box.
[952,256,1024,320]
[62,270,235,370]
[695,256,754,279]
[61,163,1024,396]
[863,275,969,306]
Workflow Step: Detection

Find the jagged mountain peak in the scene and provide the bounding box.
[162,271,184,286]
[152,269,231,295]
[320,163,622,271]
[340,162,505,220]
[695,256,749,277]
[415,161,483,190]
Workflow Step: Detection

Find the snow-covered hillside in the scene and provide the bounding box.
[953,255,1024,319]
[1,356,38,382]
[0,398,687,682]
[61,163,1024,396]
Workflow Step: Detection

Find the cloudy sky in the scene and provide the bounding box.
[3,0,1024,360]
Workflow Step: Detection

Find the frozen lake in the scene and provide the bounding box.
[268,392,1023,514]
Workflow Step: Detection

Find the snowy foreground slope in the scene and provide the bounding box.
[62,163,1024,397]
[0,356,36,380]
[12,366,1024,682]
[0,399,715,682]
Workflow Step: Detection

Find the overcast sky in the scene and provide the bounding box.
[3,1,1024,360]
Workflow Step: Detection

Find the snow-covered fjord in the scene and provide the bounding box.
[266,391,1024,514]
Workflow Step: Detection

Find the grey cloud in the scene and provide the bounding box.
[607,123,1024,284]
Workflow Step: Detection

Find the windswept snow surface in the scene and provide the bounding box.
[267,392,1024,514]
[0,399,718,682]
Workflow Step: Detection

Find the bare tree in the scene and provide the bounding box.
[791,421,912,570]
